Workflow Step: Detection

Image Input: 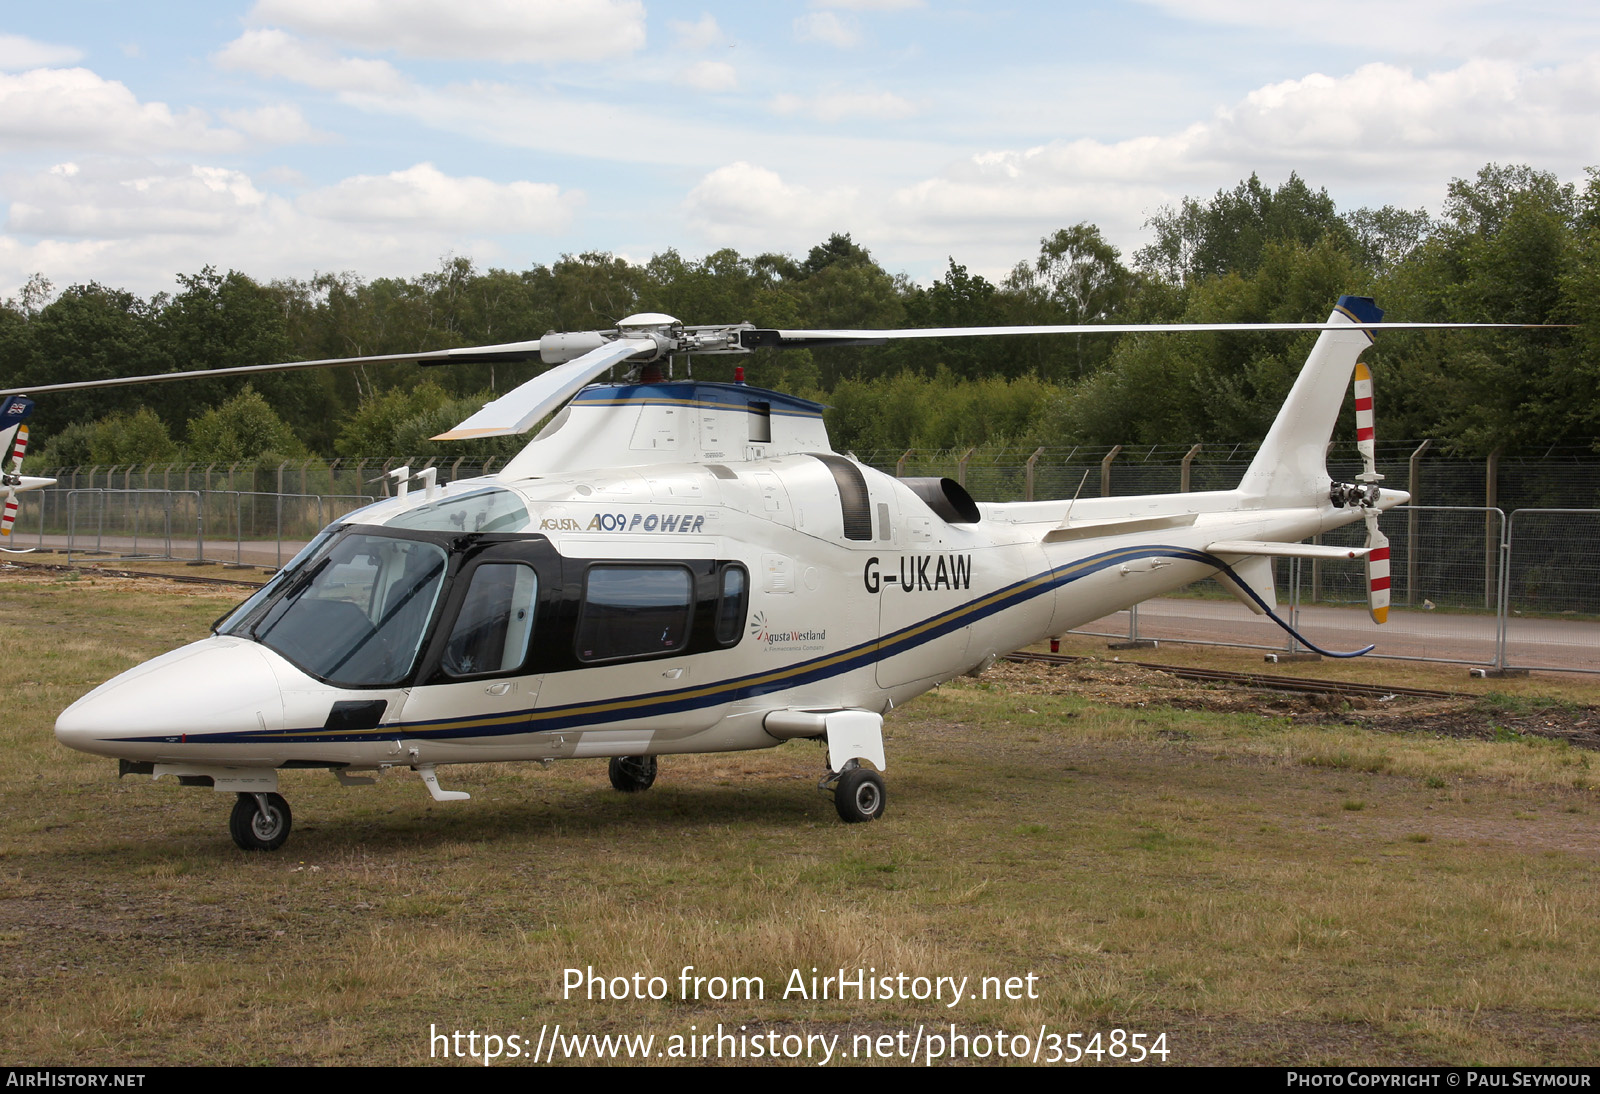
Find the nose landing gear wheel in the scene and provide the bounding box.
[229,792,292,851]
[834,768,885,823]
[608,755,658,792]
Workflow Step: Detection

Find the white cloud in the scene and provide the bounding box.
[0,68,240,155]
[0,159,581,298]
[217,103,326,144]
[678,61,737,93]
[771,90,917,122]
[0,34,83,70]
[670,14,724,51]
[794,12,860,48]
[906,56,1600,211]
[812,0,924,9]
[684,162,858,248]
[215,29,409,95]
[5,161,270,238]
[1129,0,1600,58]
[296,163,581,233]
[246,0,647,62]
[823,53,1600,278]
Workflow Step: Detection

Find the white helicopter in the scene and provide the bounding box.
[9,297,1526,850]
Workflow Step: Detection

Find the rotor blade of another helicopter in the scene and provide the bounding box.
[0,339,548,398]
[431,339,654,441]
[740,320,1563,349]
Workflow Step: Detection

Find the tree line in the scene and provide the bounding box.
[9,162,1598,469]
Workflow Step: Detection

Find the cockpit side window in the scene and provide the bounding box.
[442,563,539,677]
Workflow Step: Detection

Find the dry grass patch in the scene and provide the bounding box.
[4,578,1600,1065]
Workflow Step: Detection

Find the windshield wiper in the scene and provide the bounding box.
[250,556,333,640]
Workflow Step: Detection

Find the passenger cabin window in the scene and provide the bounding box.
[716,564,748,645]
[576,566,693,662]
[443,563,538,677]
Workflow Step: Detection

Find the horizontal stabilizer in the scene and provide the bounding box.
[1212,554,1277,616]
[1206,540,1371,561]
[1043,512,1197,543]
[432,340,651,441]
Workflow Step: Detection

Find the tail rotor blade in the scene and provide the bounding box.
[1364,510,1391,624]
[1,487,17,538]
[1353,363,1382,484]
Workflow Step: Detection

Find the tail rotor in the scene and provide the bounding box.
[2,423,29,538]
[1346,363,1390,623]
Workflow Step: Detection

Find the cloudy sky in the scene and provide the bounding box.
[2,1,1598,301]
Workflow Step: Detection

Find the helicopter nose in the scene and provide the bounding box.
[55,637,286,758]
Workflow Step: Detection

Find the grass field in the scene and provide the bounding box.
[3,568,1598,1066]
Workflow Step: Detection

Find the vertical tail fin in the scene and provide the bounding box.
[1237,296,1381,503]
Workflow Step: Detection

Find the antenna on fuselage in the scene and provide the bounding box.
[1061,470,1091,526]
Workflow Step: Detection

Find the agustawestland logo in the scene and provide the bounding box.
[749,611,826,651]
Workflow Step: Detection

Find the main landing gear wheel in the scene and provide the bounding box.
[834,768,886,823]
[608,755,658,793]
[229,792,292,851]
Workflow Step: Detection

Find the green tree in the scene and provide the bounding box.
[1406,164,1582,453]
[895,259,1010,379]
[186,386,306,464]
[1138,172,1350,282]
[335,381,457,456]
[1004,224,1136,378]
[38,407,178,467]
[158,267,300,441]
[21,282,171,429]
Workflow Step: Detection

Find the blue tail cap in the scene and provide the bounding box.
[1,395,34,425]
[1336,296,1383,325]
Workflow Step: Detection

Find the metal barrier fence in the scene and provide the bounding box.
[1074,505,1600,676]
[65,489,203,563]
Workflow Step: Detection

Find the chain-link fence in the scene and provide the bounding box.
[13,487,375,567]
[16,451,1600,675]
[40,456,508,501]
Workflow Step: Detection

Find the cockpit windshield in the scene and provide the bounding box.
[249,532,449,687]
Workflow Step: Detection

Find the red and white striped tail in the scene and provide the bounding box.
[9,424,25,468]
[1353,363,1379,481]
[1,492,17,537]
[1364,510,1390,624]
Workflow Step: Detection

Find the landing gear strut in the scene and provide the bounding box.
[608,755,658,792]
[229,792,292,851]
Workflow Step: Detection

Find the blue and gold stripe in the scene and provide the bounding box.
[130,542,1364,748]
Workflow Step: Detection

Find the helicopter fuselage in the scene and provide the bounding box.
[55,382,1383,769]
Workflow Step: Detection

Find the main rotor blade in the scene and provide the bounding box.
[740,321,1565,349]
[1,318,1570,399]
[430,339,653,441]
[0,339,546,398]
